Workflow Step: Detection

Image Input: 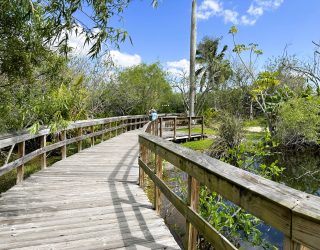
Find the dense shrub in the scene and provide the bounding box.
[209,113,244,159]
[276,97,320,146]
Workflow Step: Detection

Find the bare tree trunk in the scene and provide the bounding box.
[250,100,253,120]
[189,0,197,117]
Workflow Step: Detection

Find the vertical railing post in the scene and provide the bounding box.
[115,121,118,136]
[101,124,104,142]
[284,238,309,250]
[186,176,200,250]
[16,141,25,184]
[154,153,163,214]
[78,128,83,152]
[40,135,47,169]
[61,130,67,159]
[109,122,112,139]
[188,116,192,140]
[201,116,204,139]
[174,117,177,140]
[139,144,146,188]
[159,118,163,138]
[123,118,127,133]
[90,126,95,146]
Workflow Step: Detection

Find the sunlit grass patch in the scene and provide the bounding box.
[181,139,214,151]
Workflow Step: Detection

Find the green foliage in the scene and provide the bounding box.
[199,188,275,249]
[202,108,218,126]
[228,132,285,181]
[276,97,320,146]
[243,117,266,127]
[209,113,243,159]
[195,37,232,113]
[228,25,238,35]
[181,139,214,151]
[0,1,52,82]
[104,63,172,115]
[0,53,89,133]
[252,71,280,95]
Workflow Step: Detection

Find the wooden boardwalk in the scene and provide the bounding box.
[0,130,180,250]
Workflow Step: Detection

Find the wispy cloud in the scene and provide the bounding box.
[197,0,284,26]
[109,50,142,68]
[166,59,190,76]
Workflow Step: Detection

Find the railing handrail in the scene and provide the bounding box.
[0,114,149,183]
[138,120,320,250]
[0,115,147,149]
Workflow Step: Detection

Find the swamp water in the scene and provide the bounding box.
[144,149,320,249]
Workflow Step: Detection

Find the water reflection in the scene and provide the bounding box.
[269,150,320,196]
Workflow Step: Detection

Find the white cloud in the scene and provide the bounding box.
[223,9,239,24]
[166,59,190,76]
[197,0,284,26]
[240,15,257,26]
[247,5,264,16]
[109,50,142,68]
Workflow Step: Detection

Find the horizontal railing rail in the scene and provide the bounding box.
[138,121,320,250]
[151,116,204,141]
[0,115,148,183]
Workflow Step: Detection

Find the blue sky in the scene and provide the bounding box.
[74,0,320,72]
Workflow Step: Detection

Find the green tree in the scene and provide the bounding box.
[195,37,232,113]
[104,63,172,115]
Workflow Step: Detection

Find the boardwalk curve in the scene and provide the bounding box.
[0,130,180,250]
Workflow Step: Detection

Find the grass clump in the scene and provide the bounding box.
[181,139,214,151]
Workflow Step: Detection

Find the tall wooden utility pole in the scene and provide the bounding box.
[189,0,197,117]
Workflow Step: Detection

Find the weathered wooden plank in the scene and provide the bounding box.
[139,134,307,236]
[0,115,148,149]
[40,135,46,169]
[139,132,320,249]
[0,130,179,250]
[186,175,200,250]
[139,158,236,250]
[16,141,25,184]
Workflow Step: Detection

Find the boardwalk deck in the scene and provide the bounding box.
[0,130,180,250]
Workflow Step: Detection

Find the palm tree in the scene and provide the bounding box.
[195,37,232,113]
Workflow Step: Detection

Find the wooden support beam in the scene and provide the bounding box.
[101,124,104,142]
[16,141,25,184]
[139,144,146,188]
[154,154,163,214]
[201,116,204,139]
[284,238,310,250]
[109,122,112,139]
[174,117,177,140]
[124,119,127,133]
[188,116,192,140]
[90,126,95,146]
[77,128,83,152]
[115,122,118,136]
[40,135,46,169]
[186,176,200,250]
[159,118,163,138]
[61,130,67,159]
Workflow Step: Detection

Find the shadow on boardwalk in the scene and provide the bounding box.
[0,130,180,249]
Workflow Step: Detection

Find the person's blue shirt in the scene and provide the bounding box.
[151,112,158,121]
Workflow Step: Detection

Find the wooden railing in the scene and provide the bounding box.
[139,120,320,250]
[148,116,204,140]
[0,115,148,183]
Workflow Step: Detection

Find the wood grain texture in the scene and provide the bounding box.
[139,133,320,249]
[0,130,179,250]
